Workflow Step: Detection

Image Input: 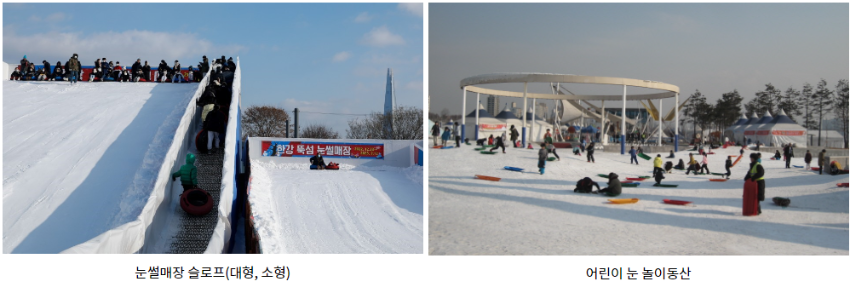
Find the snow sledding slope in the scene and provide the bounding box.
[249,162,423,254]
[3,81,198,253]
[429,144,848,255]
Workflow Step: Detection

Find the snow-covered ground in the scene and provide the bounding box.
[3,81,198,253]
[249,161,423,254]
[429,143,849,255]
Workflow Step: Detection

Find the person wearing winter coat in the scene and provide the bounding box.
[68,53,81,83]
[574,177,601,193]
[489,133,506,153]
[675,158,685,170]
[23,63,36,80]
[664,161,674,173]
[197,88,217,120]
[598,172,622,196]
[509,125,519,147]
[804,150,812,170]
[653,154,663,176]
[818,149,826,175]
[203,105,226,154]
[131,59,142,77]
[172,60,183,83]
[20,56,30,78]
[171,153,198,192]
[200,55,210,77]
[441,127,451,146]
[783,144,794,169]
[667,150,675,158]
[227,57,236,71]
[452,124,460,147]
[725,156,733,179]
[773,150,781,160]
[157,60,170,82]
[743,153,766,215]
[187,66,195,82]
[52,61,63,81]
[487,134,494,146]
[310,153,326,169]
[100,58,110,80]
[142,61,152,81]
[10,66,22,80]
[685,153,699,175]
[586,142,595,163]
[42,60,51,80]
[538,142,548,174]
[699,154,711,174]
[431,123,440,146]
[653,164,666,186]
[629,146,639,165]
[36,68,47,81]
[546,140,560,161]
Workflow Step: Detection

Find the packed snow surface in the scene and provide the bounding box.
[429,144,848,255]
[3,81,197,253]
[249,161,423,254]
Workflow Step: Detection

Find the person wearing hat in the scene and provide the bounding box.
[818,149,826,175]
[509,125,519,147]
[187,65,195,82]
[68,53,81,84]
[203,105,226,154]
[725,155,733,179]
[629,146,639,165]
[171,60,183,83]
[41,60,51,80]
[597,172,621,196]
[200,55,210,77]
[743,152,766,215]
[158,60,170,82]
[131,59,143,81]
[804,150,812,170]
[112,61,123,81]
[310,151,327,170]
[653,154,663,176]
[171,153,198,192]
[685,153,699,175]
[20,55,29,76]
[10,65,22,80]
[227,57,236,71]
[100,58,110,80]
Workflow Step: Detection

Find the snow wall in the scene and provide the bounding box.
[247,138,423,168]
[212,58,242,254]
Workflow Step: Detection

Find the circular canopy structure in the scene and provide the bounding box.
[460,73,679,101]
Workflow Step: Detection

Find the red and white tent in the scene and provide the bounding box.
[759,109,807,147]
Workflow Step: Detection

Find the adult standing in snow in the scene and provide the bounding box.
[203,105,226,154]
[100,58,110,80]
[453,123,460,147]
[509,125,519,147]
[131,59,142,79]
[431,122,440,146]
[586,141,595,163]
[743,153,766,215]
[227,57,236,71]
[783,144,794,169]
[157,60,170,82]
[200,55,210,78]
[629,146,639,165]
[171,60,182,83]
[68,53,81,84]
[538,142,548,174]
[171,153,198,192]
[817,149,826,175]
[597,173,621,196]
[725,156,733,179]
[20,55,29,77]
[804,150,812,170]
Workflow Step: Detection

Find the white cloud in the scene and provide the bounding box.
[360,26,405,47]
[3,30,244,65]
[398,3,423,17]
[354,12,373,23]
[28,12,68,22]
[333,51,351,62]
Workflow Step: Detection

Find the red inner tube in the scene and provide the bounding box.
[180,188,213,216]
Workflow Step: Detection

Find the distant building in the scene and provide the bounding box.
[486,95,499,117]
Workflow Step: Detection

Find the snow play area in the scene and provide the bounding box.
[3,81,198,253]
[246,138,424,254]
[429,143,848,255]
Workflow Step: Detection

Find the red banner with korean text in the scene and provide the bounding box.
[261,141,385,159]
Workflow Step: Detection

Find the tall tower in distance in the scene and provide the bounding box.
[486,95,499,116]
[383,68,396,139]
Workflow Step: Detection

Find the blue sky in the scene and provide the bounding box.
[4,3,423,135]
[430,3,848,119]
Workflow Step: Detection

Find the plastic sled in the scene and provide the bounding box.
[743,180,759,216]
[811,167,820,171]
[475,175,501,181]
[663,199,692,205]
[625,177,647,181]
[637,153,651,160]
[620,180,635,184]
[504,166,524,172]
[608,198,639,204]
[483,145,495,148]
[310,164,339,170]
[180,188,214,216]
[707,152,716,155]
[441,146,455,149]
[638,176,651,179]
[710,173,726,176]
[474,147,486,150]
[480,151,497,154]
[832,161,844,170]
[547,157,557,161]
[621,183,640,187]
[432,145,443,149]
[709,178,728,182]
[837,183,849,187]
[730,154,744,167]
[195,129,208,153]
[597,174,609,178]
[793,165,804,168]
[655,184,678,188]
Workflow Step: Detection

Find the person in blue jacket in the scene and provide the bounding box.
[441,127,451,146]
[629,146,639,165]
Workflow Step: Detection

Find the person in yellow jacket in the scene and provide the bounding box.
[653,154,663,176]
[685,153,699,175]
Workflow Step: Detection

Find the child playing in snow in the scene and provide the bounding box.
[538,142,548,174]
[653,166,666,186]
[171,153,198,193]
[725,156,733,179]
[574,177,600,193]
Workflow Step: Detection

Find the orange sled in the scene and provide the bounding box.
[474,175,501,181]
[709,178,729,182]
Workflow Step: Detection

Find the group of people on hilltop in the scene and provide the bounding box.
[9,53,235,83]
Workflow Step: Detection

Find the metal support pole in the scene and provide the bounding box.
[522,82,528,147]
[294,108,299,138]
[621,86,627,154]
[659,99,663,146]
[601,100,606,145]
[675,93,679,152]
[461,86,466,143]
[475,92,480,141]
[532,97,537,143]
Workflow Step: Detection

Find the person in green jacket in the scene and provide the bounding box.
[172,153,198,192]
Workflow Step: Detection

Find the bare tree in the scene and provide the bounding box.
[301,124,339,139]
[347,106,423,139]
[834,79,849,148]
[242,105,290,139]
